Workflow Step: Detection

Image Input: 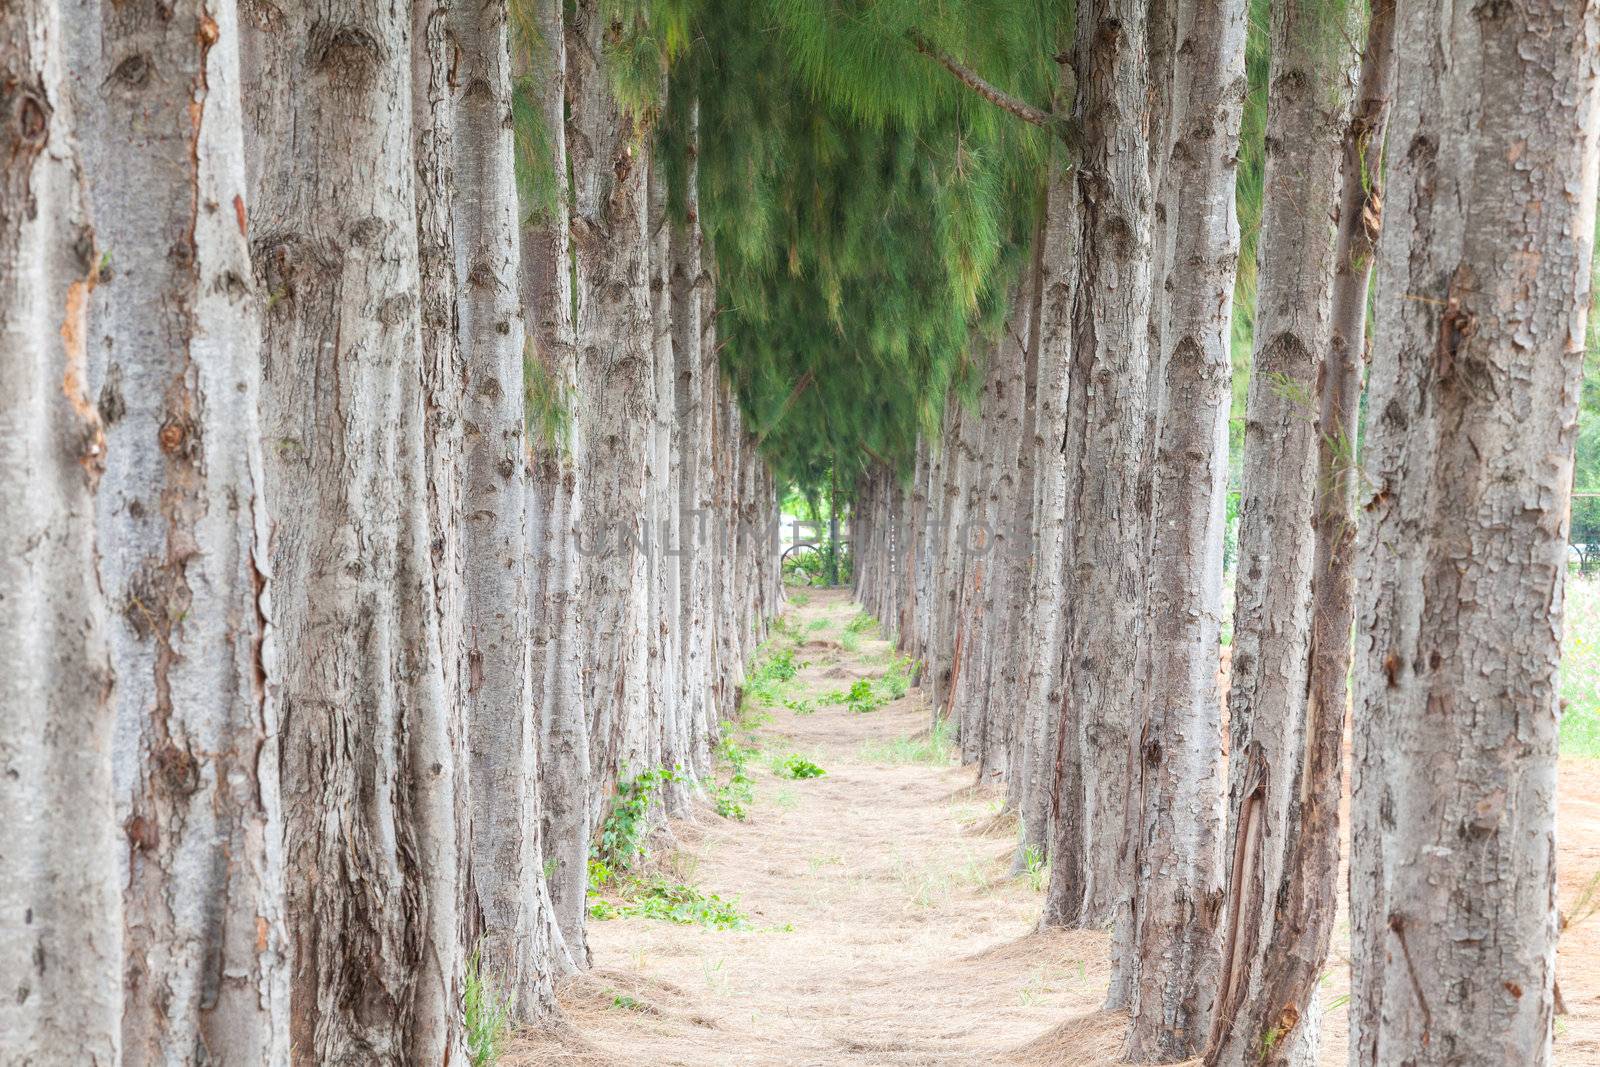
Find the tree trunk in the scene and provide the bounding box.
[0,5,120,1058]
[672,133,716,775]
[1244,3,1398,1062]
[566,0,653,800]
[1206,0,1359,1062]
[64,0,289,1059]
[242,2,466,1059]
[1044,5,1154,998]
[1122,0,1245,1058]
[1016,150,1078,870]
[452,0,568,1017]
[520,0,592,969]
[1349,2,1600,1062]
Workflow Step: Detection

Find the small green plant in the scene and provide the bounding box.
[743,646,803,706]
[601,876,748,929]
[710,736,756,820]
[879,656,915,700]
[587,897,619,920]
[826,678,888,714]
[776,755,826,779]
[594,767,679,874]
[787,590,811,607]
[783,697,816,715]
[806,618,829,632]
[609,993,645,1012]
[1021,845,1048,893]
[464,948,513,1067]
[840,630,862,653]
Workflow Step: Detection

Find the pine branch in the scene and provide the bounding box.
[907,30,1060,134]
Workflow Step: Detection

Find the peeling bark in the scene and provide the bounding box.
[1350,1,1600,1062]
[65,0,289,1059]
[0,3,120,1059]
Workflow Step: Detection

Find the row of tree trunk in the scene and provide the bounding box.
[0,0,778,1062]
[852,0,1600,1063]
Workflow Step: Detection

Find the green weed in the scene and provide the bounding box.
[711,736,756,820]
[592,876,748,929]
[464,948,513,1067]
[1021,845,1049,893]
[825,678,888,714]
[743,646,803,706]
[776,755,826,779]
[593,767,680,877]
[879,656,915,700]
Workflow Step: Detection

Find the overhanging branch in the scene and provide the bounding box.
[908,30,1061,135]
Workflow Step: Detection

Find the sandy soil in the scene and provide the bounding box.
[508,588,1600,1065]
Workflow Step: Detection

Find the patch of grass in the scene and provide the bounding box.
[879,656,915,700]
[591,876,748,929]
[464,949,513,1067]
[806,618,830,631]
[859,716,958,765]
[783,697,816,716]
[743,645,804,706]
[845,611,879,636]
[775,754,826,779]
[787,590,811,607]
[840,630,862,653]
[1020,845,1048,893]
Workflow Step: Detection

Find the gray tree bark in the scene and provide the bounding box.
[566,0,653,800]
[520,0,592,969]
[1122,0,1245,1058]
[1243,3,1397,1062]
[1016,151,1078,870]
[452,0,567,1018]
[1206,0,1359,1062]
[0,5,121,1059]
[1349,1,1600,1062]
[671,97,716,782]
[1044,7,1154,1003]
[65,0,289,1060]
[242,2,466,1059]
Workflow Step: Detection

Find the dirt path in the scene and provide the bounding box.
[509,588,1600,1065]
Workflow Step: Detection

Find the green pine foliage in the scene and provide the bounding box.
[654,0,1058,493]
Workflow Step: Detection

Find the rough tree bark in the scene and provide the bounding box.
[65,0,289,1060]
[520,0,592,968]
[242,2,466,1060]
[1016,150,1078,869]
[1044,5,1153,1000]
[671,101,716,779]
[1122,0,1245,1058]
[1206,0,1359,1062]
[1244,3,1398,1062]
[452,0,567,1017]
[1350,1,1600,1062]
[566,0,654,799]
[0,4,121,1059]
